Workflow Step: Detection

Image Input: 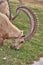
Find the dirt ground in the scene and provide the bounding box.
[23,0,35,3]
[23,0,43,9]
[11,0,43,9]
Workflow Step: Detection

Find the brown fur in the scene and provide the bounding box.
[0,12,24,49]
[0,0,10,17]
[0,0,24,49]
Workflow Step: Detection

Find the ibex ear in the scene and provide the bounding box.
[21,30,25,37]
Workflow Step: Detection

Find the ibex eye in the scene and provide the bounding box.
[0,1,4,4]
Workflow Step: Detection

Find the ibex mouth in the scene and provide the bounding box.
[10,36,25,50]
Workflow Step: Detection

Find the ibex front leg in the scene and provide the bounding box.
[0,33,4,47]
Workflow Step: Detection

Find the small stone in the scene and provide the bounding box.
[3,57,7,60]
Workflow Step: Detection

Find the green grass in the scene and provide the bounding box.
[0,3,43,65]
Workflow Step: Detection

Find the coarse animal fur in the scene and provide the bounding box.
[0,0,24,50]
[0,0,10,17]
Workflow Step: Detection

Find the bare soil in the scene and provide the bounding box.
[23,0,43,9]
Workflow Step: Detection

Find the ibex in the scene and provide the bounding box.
[0,0,24,50]
[0,13,23,49]
[0,0,38,50]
